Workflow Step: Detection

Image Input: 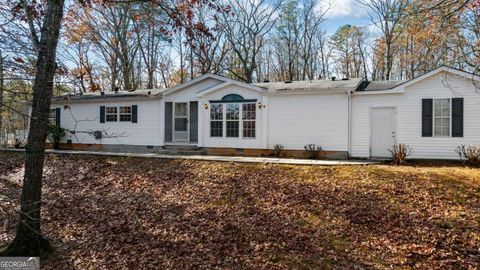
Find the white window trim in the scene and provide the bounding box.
[209,102,256,139]
[432,98,451,137]
[119,106,132,122]
[49,109,57,125]
[225,103,240,138]
[210,104,224,138]
[104,105,135,123]
[105,106,118,122]
[242,103,256,139]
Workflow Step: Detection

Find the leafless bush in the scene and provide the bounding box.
[304,144,323,159]
[272,144,284,157]
[389,144,413,165]
[455,145,480,167]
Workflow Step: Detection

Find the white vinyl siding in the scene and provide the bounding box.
[58,99,162,146]
[352,73,479,160]
[267,93,348,151]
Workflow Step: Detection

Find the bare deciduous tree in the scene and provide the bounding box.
[360,0,407,80]
[220,0,281,82]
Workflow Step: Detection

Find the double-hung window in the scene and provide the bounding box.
[433,99,450,137]
[119,106,132,122]
[106,106,118,122]
[210,104,223,137]
[226,104,240,137]
[242,103,256,138]
[48,109,57,125]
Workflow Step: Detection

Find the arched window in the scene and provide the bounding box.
[221,94,245,102]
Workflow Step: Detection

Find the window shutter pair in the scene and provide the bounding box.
[421,98,463,137]
[100,105,137,123]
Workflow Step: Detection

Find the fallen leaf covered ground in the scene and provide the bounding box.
[0,152,479,269]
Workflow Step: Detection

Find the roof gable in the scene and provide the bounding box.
[354,66,480,95]
[163,73,265,97]
[195,80,266,98]
[394,66,480,90]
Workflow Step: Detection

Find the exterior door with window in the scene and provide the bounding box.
[173,102,189,142]
[371,107,396,158]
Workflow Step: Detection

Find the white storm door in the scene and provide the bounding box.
[371,107,396,158]
[173,102,189,142]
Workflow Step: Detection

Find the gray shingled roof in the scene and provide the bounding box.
[52,89,164,102]
[254,78,364,93]
[359,80,406,91]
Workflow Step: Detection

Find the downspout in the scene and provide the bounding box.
[347,89,352,159]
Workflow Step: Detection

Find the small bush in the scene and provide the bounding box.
[389,144,413,165]
[47,124,66,149]
[304,144,323,159]
[455,145,480,167]
[272,144,284,157]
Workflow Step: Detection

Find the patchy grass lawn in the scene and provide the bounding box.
[0,152,479,269]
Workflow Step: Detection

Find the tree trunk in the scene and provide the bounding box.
[0,51,4,138]
[2,0,65,258]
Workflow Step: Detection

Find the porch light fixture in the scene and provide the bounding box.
[257,102,262,109]
[204,103,209,110]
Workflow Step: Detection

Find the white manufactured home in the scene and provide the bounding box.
[48,66,480,160]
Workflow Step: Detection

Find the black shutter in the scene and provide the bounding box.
[189,101,198,142]
[55,108,61,127]
[132,105,138,123]
[100,106,105,123]
[452,98,464,137]
[422,99,433,137]
[165,102,173,142]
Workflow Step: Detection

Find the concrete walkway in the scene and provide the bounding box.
[1,148,379,166]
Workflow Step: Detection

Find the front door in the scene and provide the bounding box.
[371,107,396,158]
[173,102,189,142]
